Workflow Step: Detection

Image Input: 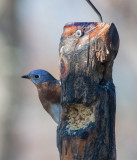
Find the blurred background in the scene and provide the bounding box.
[0,0,137,160]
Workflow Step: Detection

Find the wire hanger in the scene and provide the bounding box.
[86,0,103,22]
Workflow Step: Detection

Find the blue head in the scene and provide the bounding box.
[22,69,56,85]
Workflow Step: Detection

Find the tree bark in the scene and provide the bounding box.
[57,22,119,160]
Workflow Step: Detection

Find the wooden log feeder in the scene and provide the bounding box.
[57,22,119,160]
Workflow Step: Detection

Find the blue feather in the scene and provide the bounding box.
[28,69,56,84]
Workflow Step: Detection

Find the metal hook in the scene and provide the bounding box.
[86,0,103,22]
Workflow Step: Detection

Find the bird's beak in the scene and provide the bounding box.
[21,75,31,79]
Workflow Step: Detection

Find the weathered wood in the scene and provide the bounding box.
[57,22,119,160]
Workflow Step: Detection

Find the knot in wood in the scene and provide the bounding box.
[60,58,68,79]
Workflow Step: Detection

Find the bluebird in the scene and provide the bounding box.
[22,69,61,124]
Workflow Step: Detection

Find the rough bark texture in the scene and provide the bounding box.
[57,22,119,160]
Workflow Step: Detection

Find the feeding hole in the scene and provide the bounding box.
[66,104,95,130]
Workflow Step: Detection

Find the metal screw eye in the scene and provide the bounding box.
[76,30,83,37]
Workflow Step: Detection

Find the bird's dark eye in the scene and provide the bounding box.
[34,75,40,79]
